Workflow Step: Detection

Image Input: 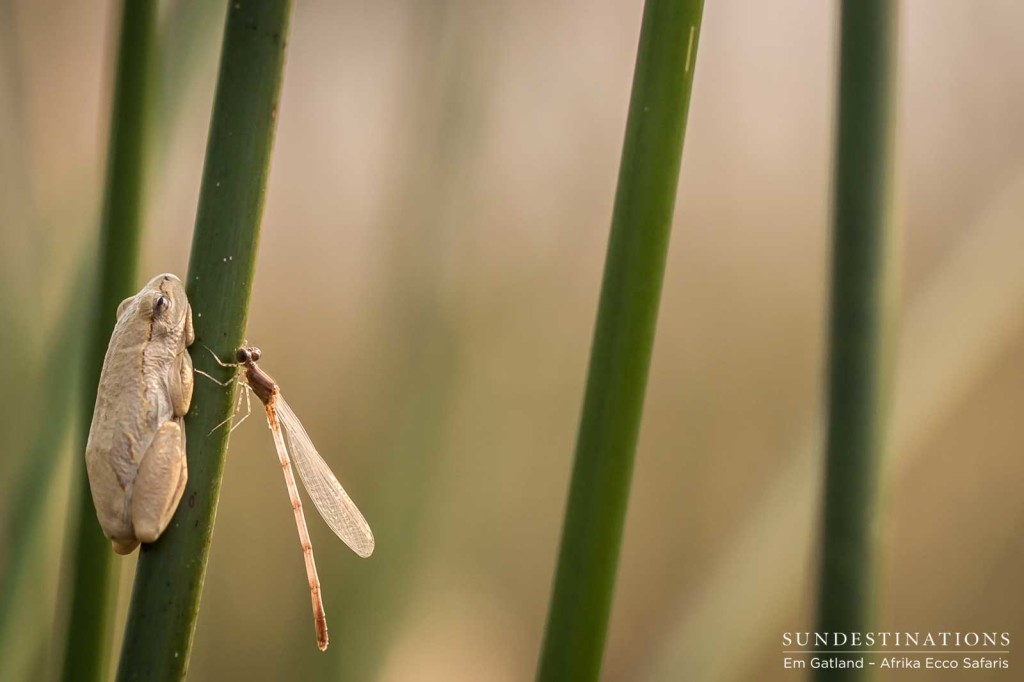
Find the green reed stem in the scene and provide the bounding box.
[536,1,704,680]
[0,267,91,682]
[114,2,291,679]
[814,2,898,680]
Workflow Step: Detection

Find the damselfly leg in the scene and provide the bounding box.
[193,344,253,433]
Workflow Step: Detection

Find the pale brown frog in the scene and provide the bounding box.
[85,273,194,554]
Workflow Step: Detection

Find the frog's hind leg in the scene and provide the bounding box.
[132,420,188,544]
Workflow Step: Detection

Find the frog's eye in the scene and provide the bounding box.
[154,294,171,315]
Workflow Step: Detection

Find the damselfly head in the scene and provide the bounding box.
[236,346,262,364]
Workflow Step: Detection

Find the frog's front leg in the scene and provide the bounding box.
[169,349,194,418]
[131,419,188,544]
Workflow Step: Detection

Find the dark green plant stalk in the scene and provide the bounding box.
[116,2,292,679]
[536,2,704,680]
[60,3,156,681]
[814,3,898,679]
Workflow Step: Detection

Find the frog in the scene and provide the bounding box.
[85,273,195,554]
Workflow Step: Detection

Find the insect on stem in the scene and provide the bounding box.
[229,344,375,651]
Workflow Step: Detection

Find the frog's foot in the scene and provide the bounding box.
[112,538,140,555]
[132,420,188,544]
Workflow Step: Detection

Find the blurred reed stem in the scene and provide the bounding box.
[815,1,898,678]
[0,0,39,398]
[536,1,704,680]
[329,4,489,678]
[59,2,156,680]
[155,0,226,170]
[0,267,91,682]
[116,2,291,679]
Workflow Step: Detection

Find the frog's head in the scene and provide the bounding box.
[142,273,191,337]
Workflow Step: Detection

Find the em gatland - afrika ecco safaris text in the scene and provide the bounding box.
[781,631,1011,671]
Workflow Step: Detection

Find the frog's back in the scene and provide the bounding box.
[85,300,168,543]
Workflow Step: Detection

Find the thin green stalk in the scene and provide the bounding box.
[116,2,292,679]
[155,0,227,170]
[536,2,704,680]
[0,267,91,682]
[60,3,156,680]
[815,2,897,679]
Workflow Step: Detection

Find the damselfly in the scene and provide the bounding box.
[205,345,374,651]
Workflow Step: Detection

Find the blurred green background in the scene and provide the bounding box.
[1,1,1023,680]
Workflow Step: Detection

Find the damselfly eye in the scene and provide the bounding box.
[236,348,251,363]
[154,295,170,314]
[251,348,262,362]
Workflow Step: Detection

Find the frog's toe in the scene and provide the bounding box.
[112,538,139,555]
[135,520,161,544]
